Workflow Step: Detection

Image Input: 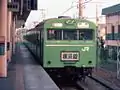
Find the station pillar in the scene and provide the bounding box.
[7,11,12,62]
[11,16,16,55]
[0,0,8,77]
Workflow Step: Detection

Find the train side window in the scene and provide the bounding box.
[41,29,44,40]
[38,31,40,41]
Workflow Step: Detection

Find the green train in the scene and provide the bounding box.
[23,17,97,79]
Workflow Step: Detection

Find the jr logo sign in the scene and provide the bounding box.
[81,47,89,51]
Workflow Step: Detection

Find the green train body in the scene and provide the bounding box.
[24,17,97,78]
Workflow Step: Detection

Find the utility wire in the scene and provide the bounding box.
[61,0,92,15]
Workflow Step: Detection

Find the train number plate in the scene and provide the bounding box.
[61,52,79,61]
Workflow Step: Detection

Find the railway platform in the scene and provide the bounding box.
[0,43,59,90]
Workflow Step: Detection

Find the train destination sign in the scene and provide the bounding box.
[77,22,89,28]
[52,23,63,27]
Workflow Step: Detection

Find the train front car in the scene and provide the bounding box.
[44,18,97,79]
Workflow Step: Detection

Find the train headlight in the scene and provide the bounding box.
[82,65,85,67]
[61,52,79,61]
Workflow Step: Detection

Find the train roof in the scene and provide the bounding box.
[35,18,96,29]
[35,18,57,28]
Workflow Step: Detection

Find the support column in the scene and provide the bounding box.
[0,0,8,77]
[79,0,84,18]
[11,16,16,55]
[7,11,12,62]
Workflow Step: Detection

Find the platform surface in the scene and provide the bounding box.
[0,43,59,90]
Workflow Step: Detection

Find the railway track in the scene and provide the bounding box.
[88,76,112,90]
[60,83,84,90]
[88,75,120,90]
[50,75,85,90]
[58,79,85,90]
[55,75,119,90]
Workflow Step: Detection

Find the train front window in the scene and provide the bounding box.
[79,29,93,40]
[47,30,62,40]
[63,30,77,40]
[47,29,94,40]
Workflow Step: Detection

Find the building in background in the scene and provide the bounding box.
[102,4,120,61]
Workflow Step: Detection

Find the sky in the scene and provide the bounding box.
[25,0,120,29]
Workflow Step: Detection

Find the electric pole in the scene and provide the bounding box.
[96,4,99,26]
[39,9,46,20]
[96,4,99,71]
[78,0,84,18]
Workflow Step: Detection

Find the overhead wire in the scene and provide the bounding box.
[61,0,92,15]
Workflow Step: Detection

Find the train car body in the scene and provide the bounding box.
[23,18,97,79]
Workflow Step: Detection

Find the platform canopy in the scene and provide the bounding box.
[102,4,120,15]
[8,0,37,28]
